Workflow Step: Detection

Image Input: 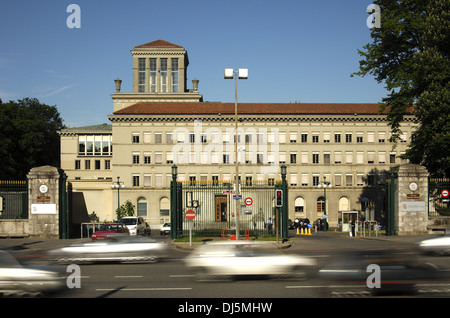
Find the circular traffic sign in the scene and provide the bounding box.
[185,209,196,220]
[441,189,449,198]
[244,197,253,206]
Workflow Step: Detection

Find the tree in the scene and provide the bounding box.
[0,98,65,179]
[352,0,450,177]
[116,200,136,220]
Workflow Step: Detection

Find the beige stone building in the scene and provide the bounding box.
[59,40,416,231]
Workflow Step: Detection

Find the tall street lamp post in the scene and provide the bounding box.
[318,176,331,231]
[224,68,248,240]
[111,176,125,221]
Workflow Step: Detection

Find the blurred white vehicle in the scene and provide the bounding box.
[0,250,65,296]
[119,216,148,235]
[184,241,317,280]
[48,236,168,264]
[419,235,450,255]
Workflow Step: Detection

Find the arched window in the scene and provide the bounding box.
[160,197,170,216]
[317,197,325,213]
[361,197,370,212]
[339,197,349,211]
[294,197,305,213]
[137,197,147,217]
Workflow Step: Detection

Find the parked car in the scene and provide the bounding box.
[0,250,66,296]
[119,216,147,235]
[91,223,129,241]
[160,223,170,236]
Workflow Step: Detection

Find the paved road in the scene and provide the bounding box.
[1,232,449,301]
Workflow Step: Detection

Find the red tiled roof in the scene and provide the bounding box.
[113,103,386,115]
[135,39,183,49]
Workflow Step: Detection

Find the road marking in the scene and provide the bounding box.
[169,274,195,278]
[96,287,192,291]
[114,276,143,278]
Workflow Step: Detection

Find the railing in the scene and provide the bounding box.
[0,180,28,219]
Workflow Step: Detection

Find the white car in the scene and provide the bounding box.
[160,223,170,236]
[419,235,450,255]
[0,250,65,296]
[184,241,317,280]
[119,216,147,235]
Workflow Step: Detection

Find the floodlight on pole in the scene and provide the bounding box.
[224,68,248,240]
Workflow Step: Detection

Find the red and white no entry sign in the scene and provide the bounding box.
[185,209,196,220]
[441,189,449,198]
[244,197,253,206]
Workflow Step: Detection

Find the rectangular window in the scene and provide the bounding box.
[335,133,341,143]
[149,58,157,92]
[301,133,308,143]
[171,58,178,92]
[75,160,81,170]
[105,160,111,170]
[138,58,146,93]
[155,133,162,144]
[312,153,319,164]
[144,153,151,164]
[290,153,297,164]
[160,58,168,92]
[133,175,140,187]
[95,160,101,170]
[133,153,140,164]
[345,133,352,143]
[132,133,140,144]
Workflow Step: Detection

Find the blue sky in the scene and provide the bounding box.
[0,0,386,127]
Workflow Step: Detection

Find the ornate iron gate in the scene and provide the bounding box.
[170,165,288,239]
[428,178,450,217]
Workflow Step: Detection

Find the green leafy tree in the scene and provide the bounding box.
[116,200,136,220]
[0,98,65,179]
[352,0,449,177]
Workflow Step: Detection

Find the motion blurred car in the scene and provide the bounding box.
[318,249,444,296]
[419,235,450,255]
[119,216,148,235]
[184,241,317,280]
[91,223,129,241]
[0,250,65,296]
[47,236,168,264]
[160,223,170,236]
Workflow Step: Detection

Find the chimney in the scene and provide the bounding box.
[114,78,122,92]
[192,78,199,92]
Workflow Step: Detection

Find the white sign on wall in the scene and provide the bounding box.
[31,204,57,214]
[400,201,426,212]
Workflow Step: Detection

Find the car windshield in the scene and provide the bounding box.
[120,218,137,225]
[99,224,119,231]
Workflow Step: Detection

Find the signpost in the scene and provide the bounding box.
[244,197,253,206]
[441,189,449,198]
[185,209,196,246]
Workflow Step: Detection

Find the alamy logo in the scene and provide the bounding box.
[66,4,81,29]
[366,264,381,289]
[366,4,381,29]
[170,120,281,175]
[66,264,81,289]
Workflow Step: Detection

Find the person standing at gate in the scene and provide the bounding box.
[266,218,273,234]
[350,217,356,237]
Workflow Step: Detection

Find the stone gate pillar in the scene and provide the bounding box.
[27,166,61,238]
[396,164,429,235]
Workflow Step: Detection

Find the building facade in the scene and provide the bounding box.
[59,40,416,230]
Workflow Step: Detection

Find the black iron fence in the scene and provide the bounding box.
[0,180,28,219]
[429,178,450,217]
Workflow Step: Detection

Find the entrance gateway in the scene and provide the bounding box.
[170,165,289,239]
